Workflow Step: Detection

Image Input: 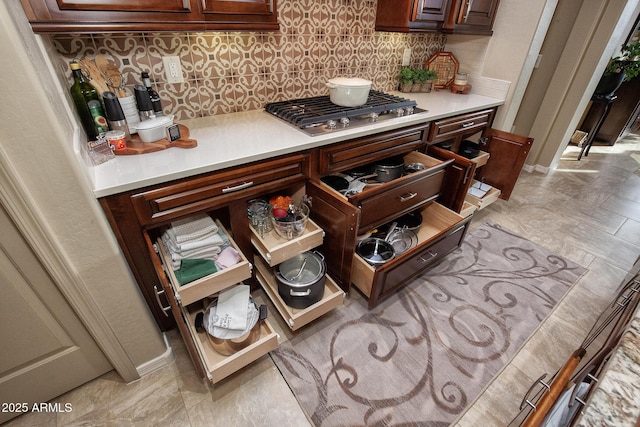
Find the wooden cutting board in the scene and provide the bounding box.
[114,124,197,155]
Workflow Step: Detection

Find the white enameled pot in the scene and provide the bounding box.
[326,77,372,107]
[134,114,174,142]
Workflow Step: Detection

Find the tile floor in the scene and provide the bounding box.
[5,137,640,427]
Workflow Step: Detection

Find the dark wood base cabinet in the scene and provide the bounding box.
[99,107,532,379]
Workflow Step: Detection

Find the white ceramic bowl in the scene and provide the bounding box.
[135,114,174,142]
[326,77,372,107]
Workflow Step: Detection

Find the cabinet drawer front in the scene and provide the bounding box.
[131,154,306,226]
[318,123,429,175]
[380,222,468,295]
[357,169,445,231]
[428,109,495,143]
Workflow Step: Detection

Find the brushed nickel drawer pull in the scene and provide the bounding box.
[222,181,254,193]
[399,192,418,202]
[461,121,475,128]
[519,374,549,410]
[183,0,190,9]
[419,250,438,262]
[154,285,171,317]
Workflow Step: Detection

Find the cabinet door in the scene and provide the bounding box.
[201,0,273,14]
[413,0,450,22]
[306,181,359,293]
[200,0,278,30]
[375,0,450,32]
[476,128,533,200]
[53,0,191,12]
[445,0,499,35]
[426,145,476,213]
[20,0,279,32]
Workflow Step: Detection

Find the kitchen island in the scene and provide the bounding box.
[88,91,504,198]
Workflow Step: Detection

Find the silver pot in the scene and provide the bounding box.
[326,77,372,107]
[275,251,326,308]
[373,156,405,182]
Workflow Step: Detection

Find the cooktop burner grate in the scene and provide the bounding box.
[264,90,424,136]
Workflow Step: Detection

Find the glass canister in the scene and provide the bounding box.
[454,72,469,85]
[247,199,273,237]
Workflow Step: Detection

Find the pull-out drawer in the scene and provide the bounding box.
[251,218,324,267]
[465,179,501,210]
[351,202,471,308]
[428,109,495,144]
[254,256,345,331]
[131,154,307,227]
[328,151,452,232]
[145,216,276,382]
[156,220,252,306]
[182,301,278,384]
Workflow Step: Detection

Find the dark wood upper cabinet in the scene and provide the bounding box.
[20,0,278,33]
[375,0,499,35]
[444,0,499,35]
[376,0,451,33]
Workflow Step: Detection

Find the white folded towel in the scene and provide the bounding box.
[164,229,225,252]
[170,214,219,243]
[212,284,250,333]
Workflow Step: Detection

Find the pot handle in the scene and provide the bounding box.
[312,250,325,263]
[290,289,312,297]
[326,82,337,89]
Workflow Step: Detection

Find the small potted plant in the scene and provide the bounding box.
[399,68,414,92]
[412,68,428,92]
[419,69,437,92]
[595,41,640,97]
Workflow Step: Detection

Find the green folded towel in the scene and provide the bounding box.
[175,258,217,286]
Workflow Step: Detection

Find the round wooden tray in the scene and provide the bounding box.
[425,52,460,89]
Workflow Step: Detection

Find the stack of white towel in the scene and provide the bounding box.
[161,214,229,270]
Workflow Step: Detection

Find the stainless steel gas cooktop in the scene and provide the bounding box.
[264,90,426,136]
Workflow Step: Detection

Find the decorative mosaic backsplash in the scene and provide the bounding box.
[49,0,446,121]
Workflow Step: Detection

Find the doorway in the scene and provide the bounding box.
[0,203,112,424]
[513,0,640,170]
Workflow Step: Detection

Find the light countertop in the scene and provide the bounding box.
[88,91,504,198]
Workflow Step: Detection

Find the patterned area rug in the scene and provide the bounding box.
[271,222,587,427]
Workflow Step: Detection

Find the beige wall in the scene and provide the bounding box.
[0,0,166,373]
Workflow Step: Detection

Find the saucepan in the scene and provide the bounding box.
[373,156,405,182]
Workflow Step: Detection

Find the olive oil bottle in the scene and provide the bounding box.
[69,62,107,141]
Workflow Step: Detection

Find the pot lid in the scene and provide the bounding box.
[327,77,372,87]
[135,114,174,130]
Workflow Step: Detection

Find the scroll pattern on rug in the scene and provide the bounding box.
[271,222,587,427]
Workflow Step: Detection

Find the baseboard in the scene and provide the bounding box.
[135,333,175,378]
[522,163,549,174]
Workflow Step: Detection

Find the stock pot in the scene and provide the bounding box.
[275,251,326,308]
